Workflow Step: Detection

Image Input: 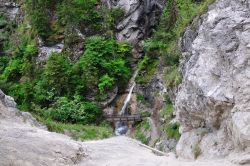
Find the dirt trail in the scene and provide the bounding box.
[80,136,237,166]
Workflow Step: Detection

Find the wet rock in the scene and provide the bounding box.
[115,122,128,135]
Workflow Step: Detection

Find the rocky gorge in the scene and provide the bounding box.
[1,0,250,165]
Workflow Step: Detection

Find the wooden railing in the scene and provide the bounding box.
[104,114,144,122]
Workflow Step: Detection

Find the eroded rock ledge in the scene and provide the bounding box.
[0,90,87,165]
[175,0,250,163]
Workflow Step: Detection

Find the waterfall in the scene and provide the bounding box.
[115,69,139,135]
[120,82,136,115]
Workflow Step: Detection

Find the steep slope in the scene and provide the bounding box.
[0,90,87,165]
[175,0,250,163]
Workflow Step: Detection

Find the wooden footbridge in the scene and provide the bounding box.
[104,114,145,122]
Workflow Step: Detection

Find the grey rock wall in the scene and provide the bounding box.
[114,0,165,45]
[175,0,250,162]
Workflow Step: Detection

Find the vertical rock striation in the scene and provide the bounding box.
[175,0,250,162]
[114,0,165,44]
[103,0,165,59]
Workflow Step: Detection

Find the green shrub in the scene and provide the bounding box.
[33,112,113,141]
[24,0,52,39]
[98,74,115,94]
[49,96,101,124]
[165,122,181,140]
[164,65,182,88]
[135,131,149,145]
[0,56,9,74]
[160,103,173,120]
[134,120,151,144]
[136,55,159,84]
[136,94,146,102]
[0,59,22,82]
[72,36,131,94]
[43,53,71,96]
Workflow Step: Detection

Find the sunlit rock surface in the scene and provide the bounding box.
[175,0,250,163]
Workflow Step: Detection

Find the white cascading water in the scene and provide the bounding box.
[115,69,139,135]
[120,82,136,115]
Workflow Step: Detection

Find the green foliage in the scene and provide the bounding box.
[136,55,159,84]
[98,75,115,94]
[43,53,71,96]
[134,120,151,144]
[160,103,173,121]
[24,0,53,39]
[57,0,102,34]
[139,0,215,88]
[72,36,131,94]
[158,97,181,140]
[135,131,149,145]
[25,0,125,41]
[1,34,131,119]
[164,65,182,88]
[165,122,181,140]
[23,44,38,57]
[48,96,101,124]
[34,113,113,141]
[136,94,146,103]
[0,56,9,73]
[0,0,132,141]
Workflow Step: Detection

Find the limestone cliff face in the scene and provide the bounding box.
[175,0,250,163]
[104,0,165,59]
[112,0,165,44]
[35,0,165,62]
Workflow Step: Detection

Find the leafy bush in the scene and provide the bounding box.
[57,0,101,33]
[25,0,52,39]
[43,53,71,96]
[98,75,115,94]
[164,65,181,88]
[136,55,159,84]
[165,122,181,140]
[72,36,131,94]
[134,120,151,144]
[49,96,101,124]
